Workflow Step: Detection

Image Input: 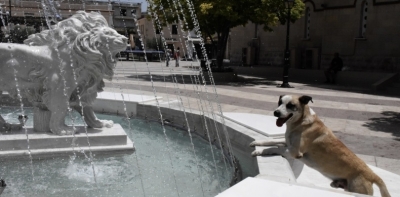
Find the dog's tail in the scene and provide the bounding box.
[373,175,391,197]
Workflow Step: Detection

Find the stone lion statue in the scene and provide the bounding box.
[0,11,127,135]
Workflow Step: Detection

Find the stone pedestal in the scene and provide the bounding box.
[0,124,134,158]
[33,107,51,132]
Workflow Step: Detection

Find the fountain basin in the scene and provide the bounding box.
[94,92,161,116]
[135,105,400,197]
[0,110,232,196]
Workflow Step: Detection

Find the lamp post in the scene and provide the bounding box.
[279,0,295,88]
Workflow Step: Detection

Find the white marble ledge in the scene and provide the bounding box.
[222,112,286,137]
[216,177,358,197]
[97,92,160,104]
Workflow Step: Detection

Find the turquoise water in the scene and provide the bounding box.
[0,108,233,197]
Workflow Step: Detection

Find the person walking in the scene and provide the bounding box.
[166,49,171,67]
[175,47,180,67]
[324,53,343,84]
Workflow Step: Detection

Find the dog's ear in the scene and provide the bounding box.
[278,95,284,106]
[299,95,313,105]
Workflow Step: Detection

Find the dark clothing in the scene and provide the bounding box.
[166,54,170,67]
[325,56,343,84]
[329,57,343,72]
[175,50,180,67]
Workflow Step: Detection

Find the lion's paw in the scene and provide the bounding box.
[51,125,76,136]
[100,120,113,128]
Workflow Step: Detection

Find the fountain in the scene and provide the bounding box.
[0,10,237,196]
[0,12,135,168]
[2,3,398,197]
[0,11,126,135]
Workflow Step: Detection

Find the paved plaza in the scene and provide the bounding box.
[107,60,400,175]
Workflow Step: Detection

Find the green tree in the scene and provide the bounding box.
[146,37,164,51]
[0,30,4,42]
[150,0,304,70]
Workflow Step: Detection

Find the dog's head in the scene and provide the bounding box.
[274,95,313,127]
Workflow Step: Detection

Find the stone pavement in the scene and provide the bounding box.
[107,61,400,175]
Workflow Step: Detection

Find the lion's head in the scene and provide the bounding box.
[73,26,127,80]
[25,11,127,80]
[24,11,127,107]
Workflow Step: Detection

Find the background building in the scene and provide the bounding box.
[0,0,141,46]
[137,16,201,59]
[0,0,112,29]
[111,2,141,48]
[229,0,400,73]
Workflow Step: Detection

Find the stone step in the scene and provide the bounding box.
[0,124,134,157]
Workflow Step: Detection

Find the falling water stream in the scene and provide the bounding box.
[36,2,98,183]
[0,9,35,179]
[183,0,237,170]
[145,1,224,194]
[171,0,231,176]
[0,0,241,195]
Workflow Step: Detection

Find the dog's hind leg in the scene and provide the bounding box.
[330,179,348,191]
[348,176,373,196]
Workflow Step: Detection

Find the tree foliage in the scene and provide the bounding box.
[146,37,165,51]
[150,0,305,69]
[1,25,36,43]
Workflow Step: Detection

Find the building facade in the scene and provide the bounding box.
[112,2,141,30]
[137,16,201,59]
[111,2,141,47]
[229,0,400,72]
[0,0,112,31]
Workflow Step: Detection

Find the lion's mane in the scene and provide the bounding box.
[23,11,118,107]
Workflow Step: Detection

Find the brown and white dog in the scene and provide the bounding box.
[250,95,391,197]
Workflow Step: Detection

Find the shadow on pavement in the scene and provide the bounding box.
[125,72,400,99]
[232,75,400,99]
[127,74,197,84]
[363,111,400,139]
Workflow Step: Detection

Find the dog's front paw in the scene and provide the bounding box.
[249,141,260,147]
[251,147,287,157]
[251,150,263,157]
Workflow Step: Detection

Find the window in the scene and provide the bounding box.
[172,25,178,35]
[131,9,136,16]
[304,7,310,39]
[359,1,368,38]
[120,9,127,16]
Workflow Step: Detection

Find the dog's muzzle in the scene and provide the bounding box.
[273,110,280,117]
[275,112,293,127]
